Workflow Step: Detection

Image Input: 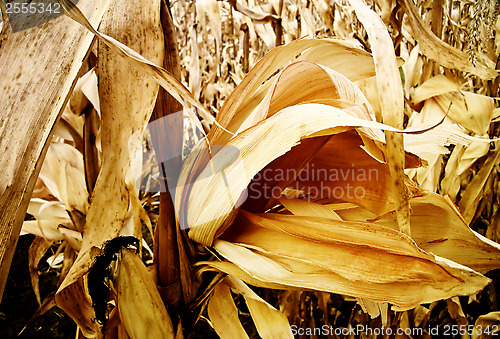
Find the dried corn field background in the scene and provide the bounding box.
[2,0,500,338]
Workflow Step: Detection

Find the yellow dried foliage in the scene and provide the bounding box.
[3,0,500,337]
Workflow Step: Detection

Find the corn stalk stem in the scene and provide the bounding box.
[150,0,187,317]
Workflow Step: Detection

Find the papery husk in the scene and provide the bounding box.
[330,193,500,274]
[412,76,495,135]
[114,249,175,339]
[207,282,249,339]
[242,130,395,215]
[440,142,489,200]
[38,142,89,213]
[411,74,460,104]
[181,91,483,246]
[206,210,490,311]
[458,148,500,224]
[473,311,500,338]
[197,261,292,291]
[207,38,378,145]
[22,199,71,241]
[181,103,412,246]
[224,276,293,339]
[29,237,54,305]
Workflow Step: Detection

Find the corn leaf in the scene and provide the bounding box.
[114,249,175,339]
[0,0,110,301]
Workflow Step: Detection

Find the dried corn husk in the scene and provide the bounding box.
[114,249,175,339]
[210,225,488,311]
[207,282,249,339]
[333,193,500,274]
[225,276,293,339]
